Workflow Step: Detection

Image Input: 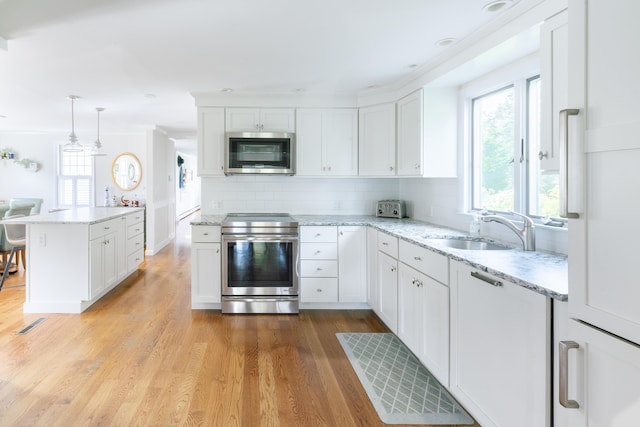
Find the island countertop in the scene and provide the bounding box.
[191,214,568,301]
[2,207,145,225]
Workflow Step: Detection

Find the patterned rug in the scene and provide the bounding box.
[337,333,474,425]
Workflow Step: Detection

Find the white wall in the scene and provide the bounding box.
[201,176,398,215]
[145,128,176,255]
[175,151,200,219]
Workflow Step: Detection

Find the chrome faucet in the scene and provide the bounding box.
[480,211,536,251]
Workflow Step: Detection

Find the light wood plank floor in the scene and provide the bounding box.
[0,215,478,427]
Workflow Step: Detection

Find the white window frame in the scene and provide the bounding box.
[57,145,95,208]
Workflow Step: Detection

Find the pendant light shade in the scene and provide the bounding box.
[63,95,84,153]
[89,107,107,157]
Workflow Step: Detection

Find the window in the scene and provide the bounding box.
[469,71,561,220]
[58,147,94,208]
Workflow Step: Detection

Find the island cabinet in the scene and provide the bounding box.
[190,225,221,308]
[397,240,449,386]
[449,260,550,427]
[20,208,146,314]
[225,108,295,133]
[299,225,367,306]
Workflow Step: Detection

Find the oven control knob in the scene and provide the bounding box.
[393,209,398,215]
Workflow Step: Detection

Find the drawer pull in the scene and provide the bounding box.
[316,288,323,292]
[391,266,396,272]
[470,271,502,287]
[316,268,323,271]
[315,250,321,255]
[382,242,389,246]
[414,256,422,261]
[559,341,580,409]
[104,226,110,230]
[315,233,321,237]
[203,232,209,236]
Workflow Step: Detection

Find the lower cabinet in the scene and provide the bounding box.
[449,260,550,427]
[377,251,398,332]
[89,229,117,299]
[191,225,221,308]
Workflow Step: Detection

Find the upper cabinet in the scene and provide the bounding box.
[396,90,424,176]
[296,109,358,176]
[423,87,457,178]
[197,107,225,176]
[225,108,295,132]
[358,103,396,176]
[539,10,568,171]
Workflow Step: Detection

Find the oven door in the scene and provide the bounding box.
[222,234,299,297]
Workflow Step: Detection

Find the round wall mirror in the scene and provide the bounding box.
[112,152,142,191]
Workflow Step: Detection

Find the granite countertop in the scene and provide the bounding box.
[191,214,568,301]
[2,207,145,225]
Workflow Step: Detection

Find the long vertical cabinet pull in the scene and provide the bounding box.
[559,340,580,408]
[559,108,580,218]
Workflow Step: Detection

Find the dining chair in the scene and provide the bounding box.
[0,215,26,292]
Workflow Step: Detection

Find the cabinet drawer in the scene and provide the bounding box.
[90,218,119,240]
[127,248,144,271]
[192,225,221,243]
[126,212,144,227]
[127,233,145,255]
[300,242,337,260]
[300,278,338,303]
[399,240,448,284]
[127,222,144,239]
[377,231,398,258]
[301,260,337,278]
[300,226,337,243]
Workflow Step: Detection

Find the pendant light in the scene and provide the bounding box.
[63,95,84,152]
[89,107,107,157]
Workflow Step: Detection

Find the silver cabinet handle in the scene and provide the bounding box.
[559,340,580,409]
[382,242,389,246]
[470,271,502,287]
[559,108,580,219]
[316,288,322,292]
[414,256,421,261]
[203,232,209,236]
[389,166,394,171]
[316,267,322,271]
[391,266,396,272]
[538,150,548,160]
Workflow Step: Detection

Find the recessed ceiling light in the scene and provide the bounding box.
[435,37,458,47]
[221,88,233,93]
[482,0,513,13]
[143,93,157,99]
[365,85,379,90]
[0,114,6,119]
[408,64,419,69]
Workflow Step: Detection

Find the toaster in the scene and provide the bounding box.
[376,200,406,218]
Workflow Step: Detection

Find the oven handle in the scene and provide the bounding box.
[222,234,299,242]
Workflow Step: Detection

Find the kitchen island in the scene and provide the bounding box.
[3,207,145,313]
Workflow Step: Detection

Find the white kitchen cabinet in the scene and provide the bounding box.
[296,109,358,176]
[337,226,366,302]
[449,260,550,427]
[197,107,225,176]
[539,9,568,171]
[423,87,457,178]
[225,108,295,132]
[300,226,338,303]
[125,211,145,275]
[89,227,117,299]
[396,90,423,176]
[358,103,396,176]
[366,227,379,314]
[191,225,222,307]
[398,239,449,385]
[377,251,398,333]
[558,319,640,427]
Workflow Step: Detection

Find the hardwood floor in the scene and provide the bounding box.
[0,216,477,427]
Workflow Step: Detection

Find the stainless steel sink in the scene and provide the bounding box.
[425,237,511,251]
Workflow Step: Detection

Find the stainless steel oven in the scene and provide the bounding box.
[221,213,299,314]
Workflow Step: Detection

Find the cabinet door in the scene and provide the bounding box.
[295,109,324,175]
[337,226,366,302]
[377,251,398,333]
[397,262,423,355]
[396,90,423,176]
[539,10,568,171]
[259,109,295,132]
[568,0,640,345]
[563,319,640,427]
[191,242,221,304]
[103,233,118,290]
[366,227,379,313]
[450,260,549,427]
[225,108,261,132]
[89,237,105,299]
[116,215,128,279]
[358,103,396,176]
[197,107,225,176]
[421,274,449,386]
[324,109,358,176]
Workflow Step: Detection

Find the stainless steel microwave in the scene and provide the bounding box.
[224,132,295,175]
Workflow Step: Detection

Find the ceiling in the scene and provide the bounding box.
[0,0,528,151]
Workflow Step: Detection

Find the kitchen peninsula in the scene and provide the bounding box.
[4,207,145,313]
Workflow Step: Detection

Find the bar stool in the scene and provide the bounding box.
[0,215,26,292]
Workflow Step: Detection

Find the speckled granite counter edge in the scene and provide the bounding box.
[191,214,568,301]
